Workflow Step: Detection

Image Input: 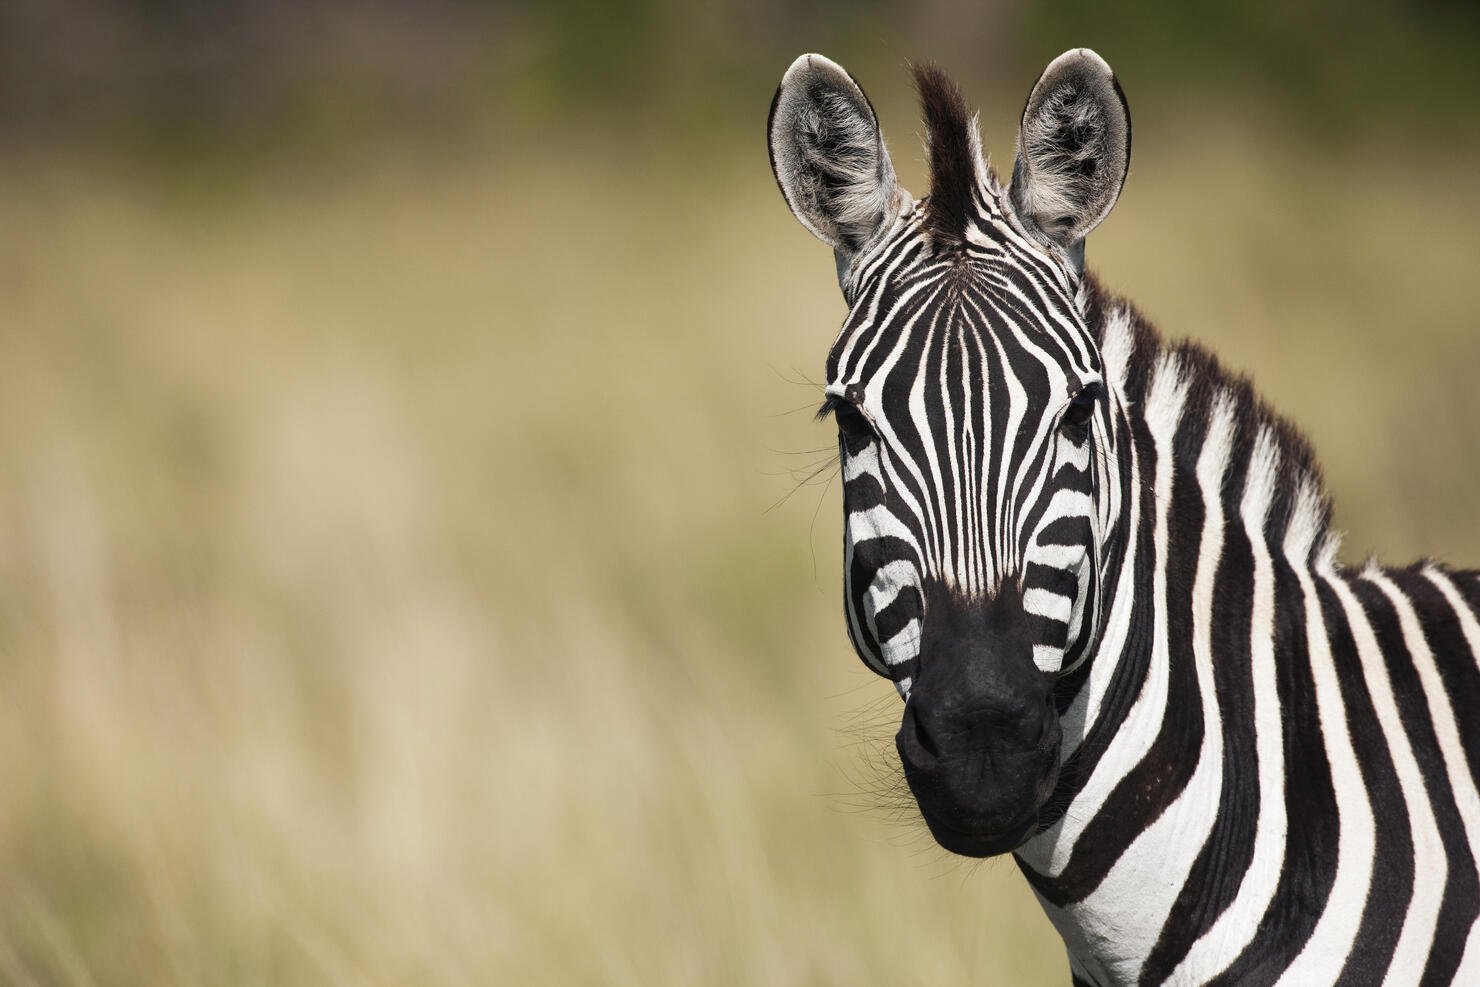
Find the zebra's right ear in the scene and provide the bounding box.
[768,54,906,278]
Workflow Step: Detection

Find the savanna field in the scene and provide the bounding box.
[1,103,1479,984]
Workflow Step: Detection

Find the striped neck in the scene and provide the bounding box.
[1013,280,1343,983]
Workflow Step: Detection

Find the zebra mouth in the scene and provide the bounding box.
[916,809,1040,858]
[896,700,1062,858]
[901,750,1058,858]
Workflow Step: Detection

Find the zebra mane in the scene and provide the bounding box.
[1082,274,1342,567]
[913,62,991,246]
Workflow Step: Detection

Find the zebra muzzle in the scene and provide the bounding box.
[894,586,1062,857]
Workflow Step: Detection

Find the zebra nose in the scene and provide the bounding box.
[895,634,1059,850]
[905,581,1055,744]
[895,694,1059,853]
[898,664,1053,767]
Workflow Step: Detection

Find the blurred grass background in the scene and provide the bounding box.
[1,2,1478,984]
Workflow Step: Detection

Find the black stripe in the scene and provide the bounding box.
[1041,395,1208,908]
[1022,412,1160,889]
[1318,578,1409,985]
[1141,414,1260,980]
[1035,515,1092,550]
[1376,568,1480,985]
[841,470,886,511]
[1209,547,1336,986]
[1023,560,1079,595]
[1071,413,1158,779]
[871,587,922,645]
[1400,567,1480,818]
[1348,575,1476,985]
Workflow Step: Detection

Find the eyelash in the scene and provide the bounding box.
[818,396,874,439]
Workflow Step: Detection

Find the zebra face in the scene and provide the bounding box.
[771,51,1130,855]
[823,228,1110,855]
[822,253,1108,691]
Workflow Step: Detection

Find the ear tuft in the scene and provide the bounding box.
[768,54,903,259]
[1009,49,1130,252]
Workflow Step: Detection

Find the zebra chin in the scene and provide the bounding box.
[894,583,1063,857]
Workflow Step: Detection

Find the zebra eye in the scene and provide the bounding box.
[833,400,874,439]
[1062,387,1099,430]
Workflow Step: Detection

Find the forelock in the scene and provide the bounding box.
[913,62,982,247]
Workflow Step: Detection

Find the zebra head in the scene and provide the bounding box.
[769,51,1131,856]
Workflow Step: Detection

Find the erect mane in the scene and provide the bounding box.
[1080,274,1341,567]
[912,63,983,246]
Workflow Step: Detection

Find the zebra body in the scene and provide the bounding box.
[768,49,1480,984]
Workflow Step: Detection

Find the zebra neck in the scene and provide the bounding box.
[1011,285,1480,984]
[1011,288,1347,983]
[1051,283,1344,784]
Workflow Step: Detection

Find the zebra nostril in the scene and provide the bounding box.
[901,703,941,761]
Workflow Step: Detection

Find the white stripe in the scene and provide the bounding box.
[1062,557,1092,657]
[1023,587,1073,624]
[967,321,997,589]
[1378,569,1480,878]
[909,318,954,581]
[846,504,920,555]
[880,619,921,667]
[840,434,881,483]
[1058,436,1092,473]
[860,289,945,574]
[1031,543,1086,571]
[983,307,1030,578]
[1019,354,1187,887]
[1169,426,1286,983]
[939,315,971,590]
[863,559,917,616]
[841,525,884,675]
[1041,356,1201,986]
[1040,394,1141,761]
[1043,487,1094,520]
[1099,305,1135,393]
[1033,644,1063,673]
[955,326,982,596]
[1274,480,1373,986]
[1074,390,1236,983]
[1325,573,1444,985]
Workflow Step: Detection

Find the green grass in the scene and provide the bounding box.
[0,120,1476,983]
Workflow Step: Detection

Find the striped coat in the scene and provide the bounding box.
[769,48,1480,984]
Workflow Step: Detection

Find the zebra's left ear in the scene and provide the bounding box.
[1009,49,1130,258]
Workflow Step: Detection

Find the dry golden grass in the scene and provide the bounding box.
[0,119,1475,984]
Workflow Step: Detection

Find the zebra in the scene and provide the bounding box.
[767,48,1480,985]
